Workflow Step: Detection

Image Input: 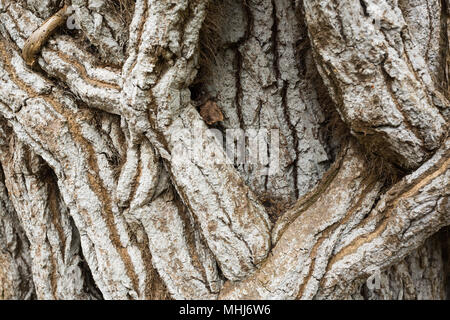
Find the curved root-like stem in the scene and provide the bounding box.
[21,4,68,68]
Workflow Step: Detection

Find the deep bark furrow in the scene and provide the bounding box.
[120,0,273,281]
[220,137,449,299]
[71,0,128,66]
[0,160,35,299]
[356,233,446,299]
[0,127,96,299]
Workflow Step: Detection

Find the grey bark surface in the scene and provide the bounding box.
[0,0,448,300]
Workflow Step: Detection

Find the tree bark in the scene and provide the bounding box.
[0,0,448,300]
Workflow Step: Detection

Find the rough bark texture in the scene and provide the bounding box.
[0,0,448,300]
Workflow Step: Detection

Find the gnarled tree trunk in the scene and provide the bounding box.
[0,0,448,300]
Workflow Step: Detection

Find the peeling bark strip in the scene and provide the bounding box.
[304,0,448,170]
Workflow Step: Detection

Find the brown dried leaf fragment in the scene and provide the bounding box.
[199,100,224,125]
